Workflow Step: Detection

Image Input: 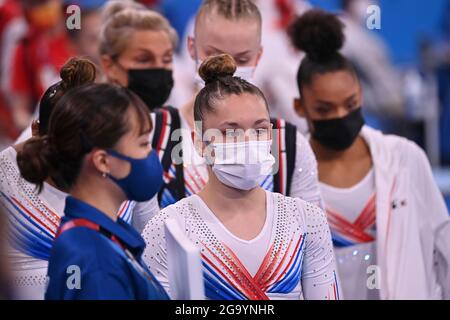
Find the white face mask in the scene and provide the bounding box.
[234,65,256,82]
[195,60,256,88]
[208,140,275,191]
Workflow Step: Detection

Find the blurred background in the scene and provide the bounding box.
[0,0,449,210]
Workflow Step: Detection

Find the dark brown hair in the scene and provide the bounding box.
[17,84,152,192]
[193,54,269,128]
[39,57,96,135]
[288,9,357,95]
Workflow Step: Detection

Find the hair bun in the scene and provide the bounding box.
[198,54,237,84]
[288,9,345,62]
[101,0,145,23]
[60,57,96,90]
[17,137,55,189]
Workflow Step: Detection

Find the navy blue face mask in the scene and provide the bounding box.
[106,149,163,202]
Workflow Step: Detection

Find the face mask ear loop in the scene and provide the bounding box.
[108,58,128,86]
[192,37,200,64]
[202,140,215,165]
[112,57,127,72]
[193,38,205,81]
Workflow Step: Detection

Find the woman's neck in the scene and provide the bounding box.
[70,179,124,222]
[198,170,267,241]
[180,95,197,131]
[311,136,373,188]
[198,169,265,214]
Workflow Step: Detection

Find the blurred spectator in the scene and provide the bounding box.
[5,0,75,131]
[0,0,24,141]
[63,0,108,67]
[2,0,106,140]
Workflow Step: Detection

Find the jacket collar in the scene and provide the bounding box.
[64,196,145,255]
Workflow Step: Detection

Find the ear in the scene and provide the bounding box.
[187,36,196,61]
[31,120,40,138]
[100,55,121,85]
[294,98,306,118]
[358,83,364,107]
[191,130,196,144]
[192,129,205,157]
[100,55,113,77]
[269,122,273,140]
[90,149,110,176]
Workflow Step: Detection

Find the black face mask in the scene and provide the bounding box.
[127,68,174,111]
[312,107,365,151]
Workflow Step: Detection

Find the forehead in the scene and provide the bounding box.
[195,14,261,54]
[81,11,101,27]
[304,71,359,102]
[205,93,268,124]
[123,29,173,55]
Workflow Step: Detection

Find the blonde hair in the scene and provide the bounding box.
[195,0,262,33]
[99,0,178,59]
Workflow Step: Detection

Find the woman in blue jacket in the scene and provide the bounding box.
[17,83,169,300]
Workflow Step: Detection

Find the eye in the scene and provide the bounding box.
[163,55,173,64]
[256,128,268,136]
[237,58,250,65]
[224,129,239,137]
[135,56,152,64]
[347,101,358,110]
[316,105,331,115]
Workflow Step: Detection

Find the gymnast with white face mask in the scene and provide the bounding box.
[142,54,339,300]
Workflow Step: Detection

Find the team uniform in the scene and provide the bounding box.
[321,126,450,299]
[142,191,340,300]
[151,107,323,209]
[45,196,169,300]
[321,168,378,299]
[0,146,158,299]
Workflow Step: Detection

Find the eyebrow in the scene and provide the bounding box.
[234,50,253,57]
[316,94,358,105]
[133,48,173,56]
[206,45,252,57]
[254,118,270,125]
[344,94,358,103]
[132,49,155,57]
[140,128,152,135]
[219,122,239,128]
[219,118,269,128]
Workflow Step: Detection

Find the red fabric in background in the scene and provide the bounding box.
[0,0,22,139]
[11,29,74,103]
[275,0,296,29]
